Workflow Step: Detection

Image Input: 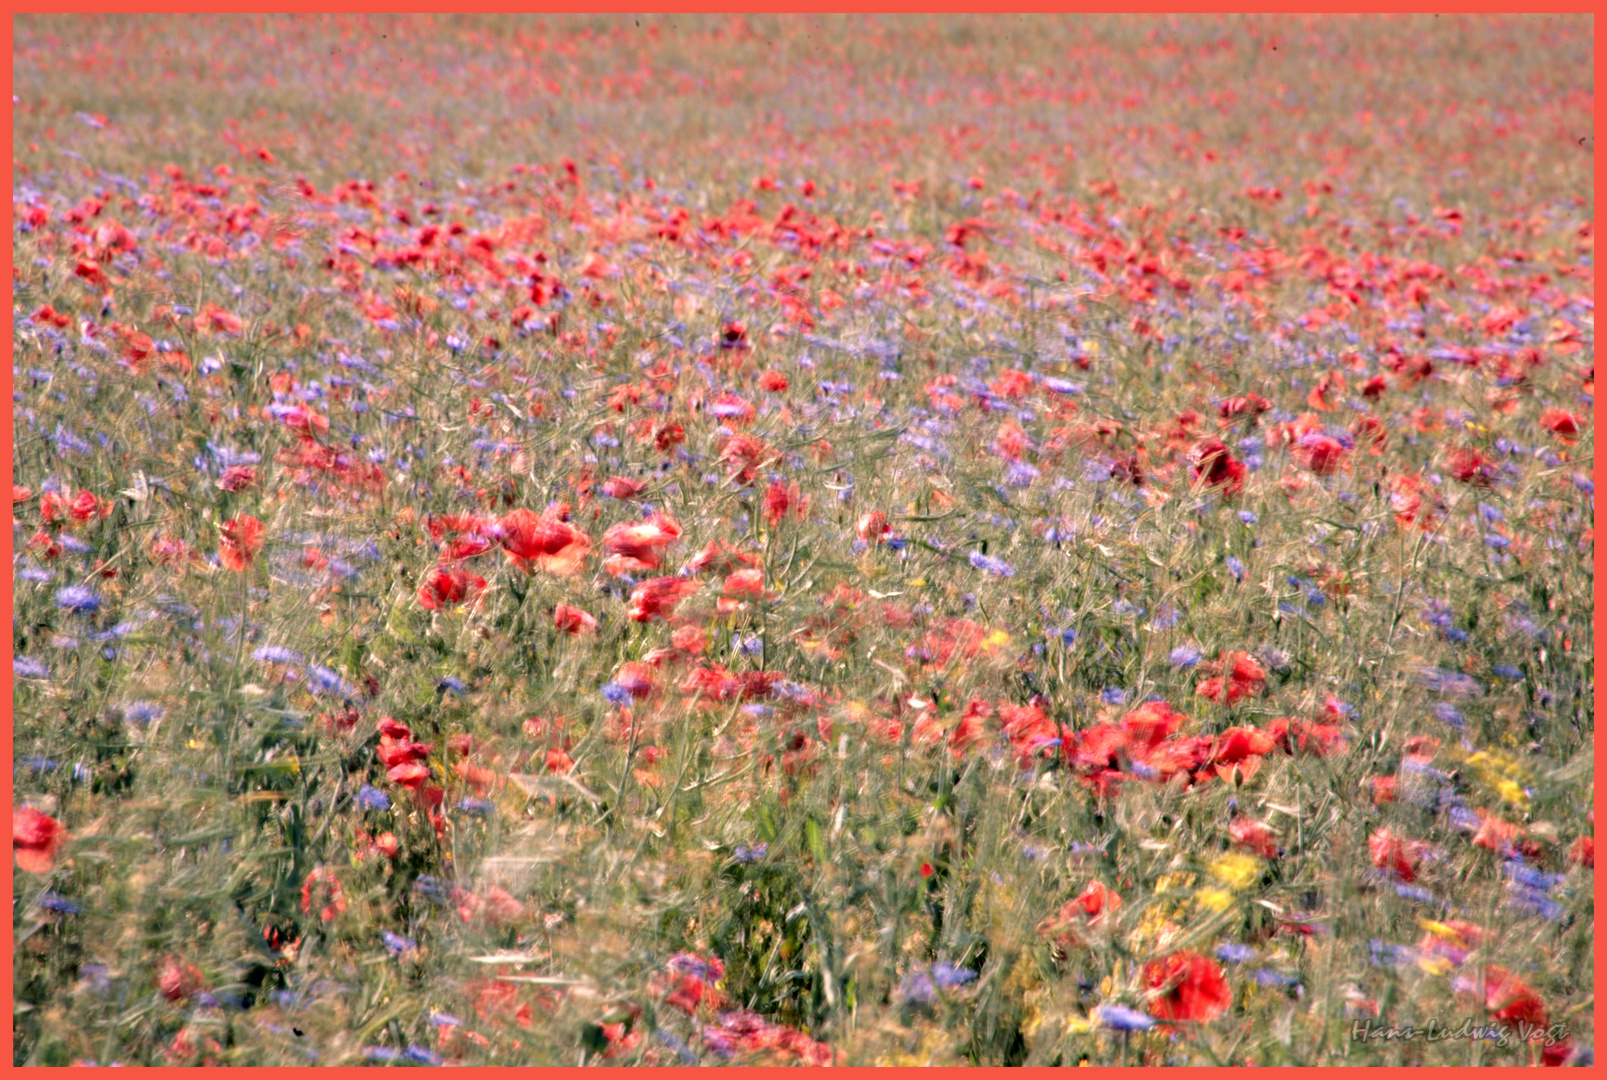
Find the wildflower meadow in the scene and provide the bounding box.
[10,13,1595,1067]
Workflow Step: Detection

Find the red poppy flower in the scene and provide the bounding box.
[387,761,431,788]
[1472,812,1521,855]
[763,479,801,525]
[1189,438,1247,494]
[1478,966,1548,1026]
[613,661,656,699]
[602,513,682,576]
[1293,432,1349,475]
[599,475,645,499]
[300,866,347,922]
[158,958,206,1003]
[1569,835,1594,868]
[13,806,65,874]
[857,510,892,544]
[377,735,432,768]
[1539,408,1583,443]
[69,489,111,522]
[627,576,700,622]
[553,603,598,635]
[1368,828,1425,882]
[1211,727,1275,765]
[219,514,265,571]
[499,505,591,575]
[1368,776,1397,805]
[1120,700,1186,748]
[1142,951,1231,1022]
[1446,447,1498,487]
[418,566,485,610]
[1229,816,1281,858]
[722,568,765,599]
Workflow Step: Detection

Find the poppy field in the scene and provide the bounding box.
[9,13,1596,1067]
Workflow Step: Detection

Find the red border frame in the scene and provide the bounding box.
[5,7,1597,1075]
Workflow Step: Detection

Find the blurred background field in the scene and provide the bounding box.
[10,14,1594,1066]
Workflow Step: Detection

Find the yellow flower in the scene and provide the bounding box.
[1416,956,1454,977]
[1417,918,1458,941]
[1495,778,1529,806]
[1154,872,1196,894]
[1194,887,1234,913]
[1208,852,1263,891]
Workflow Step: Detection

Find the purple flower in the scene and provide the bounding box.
[382,931,416,954]
[1169,646,1202,667]
[1098,1004,1155,1031]
[54,585,101,613]
[14,656,49,679]
[968,551,1015,577]
[356,785,392,811]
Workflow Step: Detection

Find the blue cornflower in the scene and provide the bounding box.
[18,567,55,582]
[37,892,82,914]
[1004,460,1040,488]
[121,701,160,724]
[428,1012,463,1028]
[1507,884,1564,921]
[733,843,768,864]
[898,969,937,1005]
[1492,664,1524,681]
[1237,510,1258,525]
[968,551,1015,577]
[1215,943,1257,964]
[1414,667,1484,698]
[1100,687,1128,705]
[600,682,633,707]
[933,962,978,989]
[412,875,450,903]
[306,665,356,697]
[1432,702,1466,728]
[436,676,466,695]
[1098,1005,1156,1031]
[382,931,417,955]
[14,656,49,679]
[1225,555,1247,580]
[252,645,305,666]
[1254,969,1302,989]
[355,785,392,812]
[456,797,494,817]
[1169,645,1202,667]
[54,585,101,613]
